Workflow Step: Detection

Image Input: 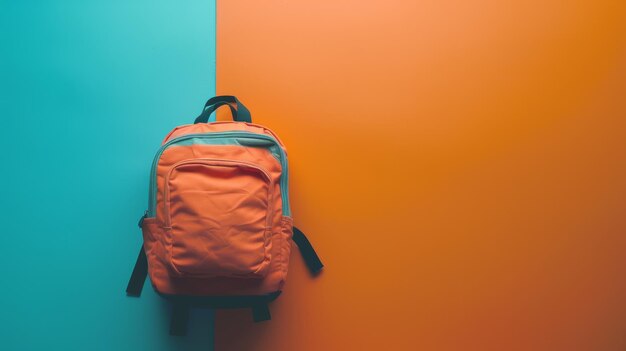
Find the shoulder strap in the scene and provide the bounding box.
[292,226,324,274]
[170,302,190,336]
[126,245,148,297]
[251,303,271,322]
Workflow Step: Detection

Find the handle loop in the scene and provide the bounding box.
[194,95,252,123]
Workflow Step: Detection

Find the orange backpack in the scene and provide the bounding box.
[126,96,323,335]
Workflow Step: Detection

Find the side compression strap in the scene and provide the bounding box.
[126,246,148,297]
[292,226,324,274]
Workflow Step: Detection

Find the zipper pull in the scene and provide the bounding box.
[138,210,148,228]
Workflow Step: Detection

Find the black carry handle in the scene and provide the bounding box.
[194,95,252,123]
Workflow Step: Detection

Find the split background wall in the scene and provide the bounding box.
[2,1,626,350]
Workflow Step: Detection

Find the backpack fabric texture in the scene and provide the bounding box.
[126,96,322,331]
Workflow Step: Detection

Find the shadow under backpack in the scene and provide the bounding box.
[126,96,323,335]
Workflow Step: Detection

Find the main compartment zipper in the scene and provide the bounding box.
[147,131,290,217]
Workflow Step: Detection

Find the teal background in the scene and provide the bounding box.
[0,1,217,349]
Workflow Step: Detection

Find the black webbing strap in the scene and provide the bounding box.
[170,302,190,336]
[126,246,148,297]
[251,303,271,322]
[292,226,324,274]
[195,102,236,123]
[202,101,237,120]
[194,95,252,123]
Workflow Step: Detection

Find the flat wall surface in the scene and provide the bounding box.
[216,1,626,350]
[0,1,217,350]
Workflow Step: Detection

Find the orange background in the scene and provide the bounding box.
[215,1,626,350]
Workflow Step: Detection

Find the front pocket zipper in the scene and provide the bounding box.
[148,131,290,217]
[164,158,274,228]
[164,158,274,278]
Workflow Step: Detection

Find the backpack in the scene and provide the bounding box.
[126,96,323,335]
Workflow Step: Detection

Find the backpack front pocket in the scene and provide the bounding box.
[164,159,273,278]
